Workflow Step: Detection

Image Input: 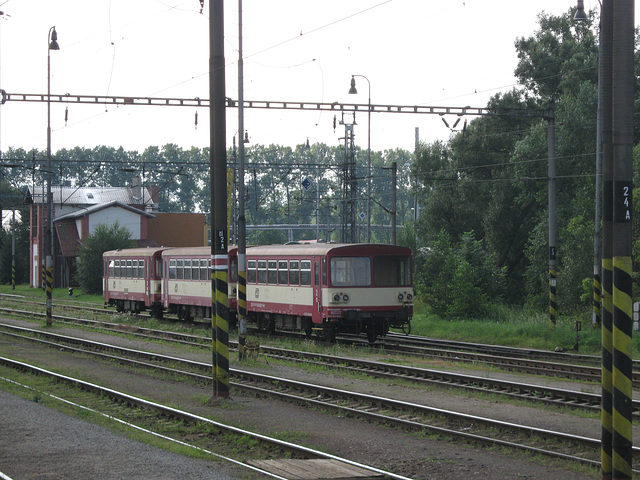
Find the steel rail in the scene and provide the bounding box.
[0,356,411,480]
[0,325,633,468]
[0,316,638,416]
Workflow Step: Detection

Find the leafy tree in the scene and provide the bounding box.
[74,222,134,293]
[0,213,29,285]
[416,230,506,319]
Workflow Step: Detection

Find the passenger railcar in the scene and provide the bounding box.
[245,243,412,342]
[103,247,167,318]
[161,246,238,322]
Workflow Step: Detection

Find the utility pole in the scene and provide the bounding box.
[11,209,16,290]
[610,1,634,477]
[209,0,229,399]
[547,105,557,330]
[340,115,357,243]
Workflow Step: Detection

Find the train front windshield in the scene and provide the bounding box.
[330,255,411,287]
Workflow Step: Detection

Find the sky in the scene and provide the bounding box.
[0,0,612,159]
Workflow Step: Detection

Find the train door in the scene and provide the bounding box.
[144,258,151,305]
[313,257,322,324]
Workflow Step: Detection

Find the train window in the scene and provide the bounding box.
[322,258,327,285]
[247,260,257,283]
[108,260,115,277]
[156,258,162,279]
[208,259,212,281]
[176,259,184,280]
[257,260,267,284]
[169,259,176,279]
[184,259,192,280]
[132,260,139,278]
[314,261,320,286]
[300,260,311,286]
[200,259,208,281]
[330,257,371,286]
[278,260,288,284]
[229,257,238,283]
[373,256,411,286]
[191,259,199,281]
[267,260,277,284]
[115,260,121,277]
[126,260,133,278]
[289,260,300,285]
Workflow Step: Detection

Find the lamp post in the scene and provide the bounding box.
[46,26,59,327]
[348,75,371,242]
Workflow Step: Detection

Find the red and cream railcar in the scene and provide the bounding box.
[103,247,167,318]
[161,246,238,322]
[245,243,413,342]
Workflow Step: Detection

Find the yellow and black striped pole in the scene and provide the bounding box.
[547,107,557,330]
[610,1,633,477]
[599,0,613,475]
[208,0,230,399]
[11,210,16,290]
[213,252,230,396]
[45,257,53,326]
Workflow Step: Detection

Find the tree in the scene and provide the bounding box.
[415,230,506,319]
[74,222,134,294]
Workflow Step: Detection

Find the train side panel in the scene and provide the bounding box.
[245,243,413,341]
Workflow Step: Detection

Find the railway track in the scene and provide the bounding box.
[0,322,636,470]
[0,356,406,480]
[0,314,634,416]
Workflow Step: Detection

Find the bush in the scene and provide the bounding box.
[415,230,506,319]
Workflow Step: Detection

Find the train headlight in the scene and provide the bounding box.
[406,293,413,301]
[397,293,404,300]
[342,294,349,302]
[333,294,341,302]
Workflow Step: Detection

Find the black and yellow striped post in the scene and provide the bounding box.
[209,0,230,399]
[11,210,16,290]
[593,269,601,327]
[45,258,53,326]
[610,1,634,478]
[547,107,557,330]
[213,252,230,397]
[601,257,613,477]
[599,0,614,474]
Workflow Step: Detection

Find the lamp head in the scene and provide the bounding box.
[49,27,60,50]
[574,0,588,21]
[348,76,358,95]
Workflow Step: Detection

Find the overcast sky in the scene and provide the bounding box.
[0,0,613,157]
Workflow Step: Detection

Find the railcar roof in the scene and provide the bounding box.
[246,243,411,257]
[160,245,239,257]
[103,247,168,257]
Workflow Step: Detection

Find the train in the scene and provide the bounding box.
[103,243,413,342]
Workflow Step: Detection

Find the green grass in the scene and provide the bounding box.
[410,304,616,356]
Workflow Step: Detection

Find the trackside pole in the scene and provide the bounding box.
[209,0,229,398]
[237,0,248,362]
[610,0,634,478]
[599,0,613,476]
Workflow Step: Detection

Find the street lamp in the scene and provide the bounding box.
[45,26,59,326]
[348,74,371,243]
